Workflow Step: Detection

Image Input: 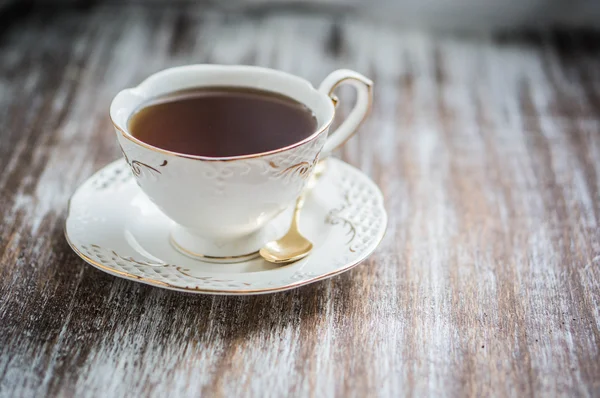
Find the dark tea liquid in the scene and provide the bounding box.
[128,87,317,157]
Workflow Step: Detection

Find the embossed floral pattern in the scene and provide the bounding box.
[325,193,358,250]
[90,163,133,191]
[79,244,253,289]
[324,170,386,254]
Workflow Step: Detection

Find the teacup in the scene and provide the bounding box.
[110,65,372,262]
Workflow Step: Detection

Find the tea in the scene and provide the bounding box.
[128,87,317,157]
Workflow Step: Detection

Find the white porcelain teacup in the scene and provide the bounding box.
[110,65,372,262]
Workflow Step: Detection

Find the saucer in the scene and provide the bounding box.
[65,158,387,295]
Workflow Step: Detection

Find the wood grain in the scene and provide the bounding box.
[0,4,599,397]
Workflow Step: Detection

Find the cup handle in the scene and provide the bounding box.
[318,69,373,156]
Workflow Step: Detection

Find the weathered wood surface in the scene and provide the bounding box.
[1,4,599,397]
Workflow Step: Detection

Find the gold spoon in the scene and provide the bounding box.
[259,194,312,264]
[259,162,325,264]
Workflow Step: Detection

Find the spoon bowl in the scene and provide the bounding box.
[259,228,313,264]
[259,195,313,264]
[259,162,325,264]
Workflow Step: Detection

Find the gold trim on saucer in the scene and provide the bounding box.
[64,227,385,295]
[64,232,172,289]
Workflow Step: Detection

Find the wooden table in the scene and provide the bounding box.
[1,4,599,397]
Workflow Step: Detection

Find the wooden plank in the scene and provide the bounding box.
[0,5,599,397]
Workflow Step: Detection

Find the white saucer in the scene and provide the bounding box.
[65,158,387,295]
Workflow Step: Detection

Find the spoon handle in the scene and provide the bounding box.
[290,194,306,230]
